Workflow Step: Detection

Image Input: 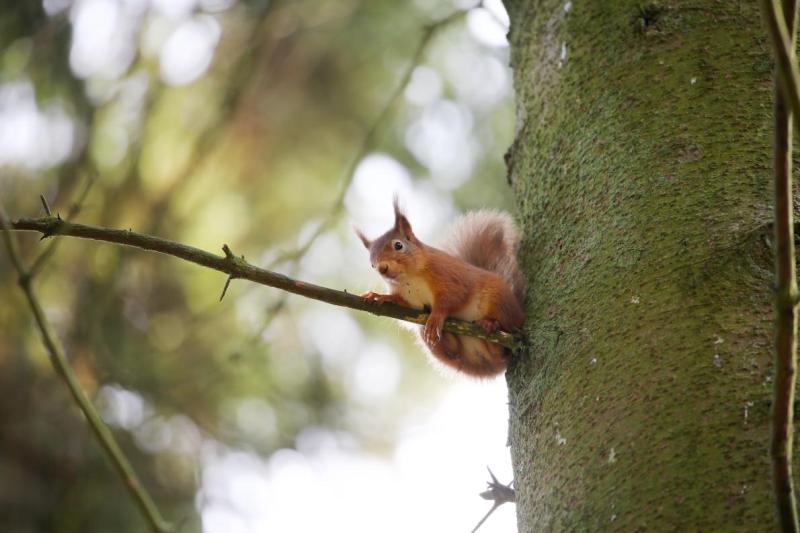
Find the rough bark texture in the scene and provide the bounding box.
[504,0,785,530]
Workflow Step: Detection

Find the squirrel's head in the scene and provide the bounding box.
[355,198,421,281]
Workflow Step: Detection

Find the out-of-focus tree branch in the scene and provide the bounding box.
[269,7,468,268]
[0,208,171,533]
[240,6,470,345]
[146,6,275,236]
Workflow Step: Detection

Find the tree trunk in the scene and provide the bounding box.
[505,1,784,529]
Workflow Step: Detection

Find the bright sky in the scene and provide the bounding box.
[197,379,517,533]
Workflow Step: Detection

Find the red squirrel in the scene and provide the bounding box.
[356,199,525,377]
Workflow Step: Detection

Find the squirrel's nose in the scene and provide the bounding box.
[378,263,389,275]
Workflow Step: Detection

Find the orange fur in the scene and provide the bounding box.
[357,200,525,377]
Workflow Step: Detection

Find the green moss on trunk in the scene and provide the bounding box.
[506,1,785,529]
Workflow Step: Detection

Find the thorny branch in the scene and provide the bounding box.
[4,216,522,349]
[761,0,800,530]
[29,175,95,277]
[0,208,171,533]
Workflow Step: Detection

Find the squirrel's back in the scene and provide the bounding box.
[440,209,525,305]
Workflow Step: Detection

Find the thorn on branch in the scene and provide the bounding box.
[219,275,234,302]
[220,244,241,301]
[39,194,52,217]
[36,215,64,240]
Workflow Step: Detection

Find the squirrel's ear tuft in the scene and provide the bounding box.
[393,195,402,218]
[393,195,417,242]
[354,227,371,249]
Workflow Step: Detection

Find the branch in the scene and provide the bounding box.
[763,0,800,123]
[5,216,522,350]
[762,0,800,530]
[0,210,171,533]
[28,174,95,277]
[470,468,515,533]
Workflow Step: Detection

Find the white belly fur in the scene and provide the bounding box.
[390,276,435,309]
[390,277,484,321]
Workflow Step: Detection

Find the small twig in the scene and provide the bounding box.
[763,0,800,125]
[219,244,241,301]
[762,0,800,530]
[0,206,171,533]
[219,275,234,302]
[219,244,237,301]
[470,467,516,533]
[29,174,96,278]
[39,194,52,217]
[5,217,522,349]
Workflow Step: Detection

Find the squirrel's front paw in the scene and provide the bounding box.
[362,292,410,307]
[361,291,391,304]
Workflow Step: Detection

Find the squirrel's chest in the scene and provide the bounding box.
[393,276,434,309]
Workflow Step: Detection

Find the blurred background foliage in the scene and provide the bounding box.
[0,0,516,531]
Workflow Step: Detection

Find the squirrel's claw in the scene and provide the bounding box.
[362,292,410,307]
[361,291,390,303]
[423,314,444,346]
[476,319,501,335]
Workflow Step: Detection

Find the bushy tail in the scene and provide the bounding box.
[441,210,525,305]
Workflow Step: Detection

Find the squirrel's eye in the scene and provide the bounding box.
[393,241,404,251]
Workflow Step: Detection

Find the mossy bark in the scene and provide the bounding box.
[505,1,786,530]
